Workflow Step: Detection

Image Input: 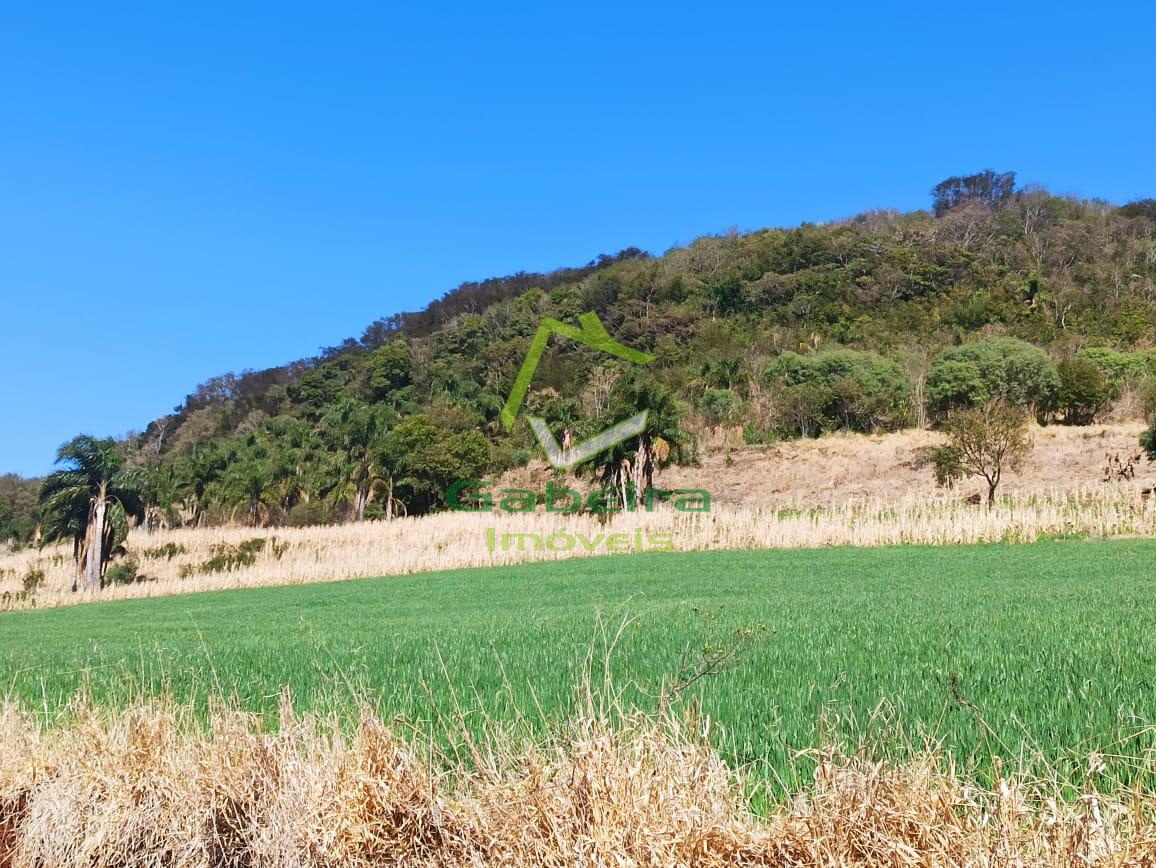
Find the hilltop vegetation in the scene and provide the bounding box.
[5,172,1156,559]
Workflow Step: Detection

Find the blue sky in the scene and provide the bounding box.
[1,2,1153,476]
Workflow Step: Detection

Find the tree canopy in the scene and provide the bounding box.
[6,175,1156,546]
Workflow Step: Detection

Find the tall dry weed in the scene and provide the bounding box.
[1,483,1153,610]
[3,694,1156,865]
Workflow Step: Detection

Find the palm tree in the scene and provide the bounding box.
[222,463,279,527]
[268,420,321,517]
[39,436,145,593]
[580,375,695,510]
[320,401,398,521]
[172,444,225,527]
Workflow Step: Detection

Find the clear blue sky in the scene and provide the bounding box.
[2,2,1153,476]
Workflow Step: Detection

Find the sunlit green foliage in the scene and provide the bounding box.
[765,349,911,436]
[926,338,1059,420]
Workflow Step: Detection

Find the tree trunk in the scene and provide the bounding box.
[635,436,653,510]
[72,536,84,593]
[84,497,106,593]
[356,484,369,522]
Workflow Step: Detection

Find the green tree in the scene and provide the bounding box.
[928,401,1032,507]
[215,434,280,527]
[1056,357,1111,425]
[385,415,490,514]
[172,444,225,527]
[0,474,40,544]
[580,374,695,510]
[221,464,279,528]
[320,401,398,521]
[1141,421,1156,462]
[926,339,1059,420]
[39,436,145,592]
[766,350,911,436]
[364,338,414,404]
[701,389,737,426]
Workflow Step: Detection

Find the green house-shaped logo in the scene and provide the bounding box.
[501,312,654,469]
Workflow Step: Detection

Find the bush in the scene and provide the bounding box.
[104,556,142,586]
[286,501,333,528]
[926,338,1059,420]
[700,389,737,425]
[1143,379,1156,421]
[202,538,267,573]
[141,542,186,561]
[181,537,288,578]
[1142,421,1156,461]
[765,350,911,437]
[1075,347,1156,386]
[1056,357,1111,425]
[21,568,44,595]
[742,424,773,445]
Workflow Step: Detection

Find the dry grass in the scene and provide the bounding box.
[2,695,1156,866]
[663,421,1152,508]
[2,424,1154,610]
[0,484,1152,610]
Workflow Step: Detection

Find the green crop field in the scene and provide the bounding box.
[3,539,1155,797]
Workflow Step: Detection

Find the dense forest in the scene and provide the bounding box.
[5,171,1156,568]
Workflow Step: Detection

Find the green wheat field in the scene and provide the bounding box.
[3,539,1155,799]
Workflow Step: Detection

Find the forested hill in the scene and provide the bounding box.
[4,171,1156,539]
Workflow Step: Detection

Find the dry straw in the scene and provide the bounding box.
[2,694,1156,866]
[1,483,1153,610]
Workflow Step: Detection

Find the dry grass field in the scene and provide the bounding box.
[654,420,1150,507]
[3,695,1156,866]
[2,423,1152,609]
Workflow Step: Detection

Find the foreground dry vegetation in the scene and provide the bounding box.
[2,425,1153,609]
[2,696,1155,867]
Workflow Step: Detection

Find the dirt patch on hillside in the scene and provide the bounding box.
[503,423,1152,509]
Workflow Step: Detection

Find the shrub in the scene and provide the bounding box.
[21,567,44,595]
[1075,347,1156,386]
[142,542,186,561]
[1056,357,1111,425]
[286,502,332,528]
[202,538,267,574]
[1142,422,1156,462]
[766,350,911,437]
[1143,379,1156,421]
[181,537,288,578]
[105,556,143,586]
[700,389,737,425]
[926,338,1059,420]
[742,424,773,445]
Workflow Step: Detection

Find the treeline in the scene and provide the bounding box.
[6,171,1156,551]
[0,475,39,544]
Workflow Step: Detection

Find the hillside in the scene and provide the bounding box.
[4,172,1156,547]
